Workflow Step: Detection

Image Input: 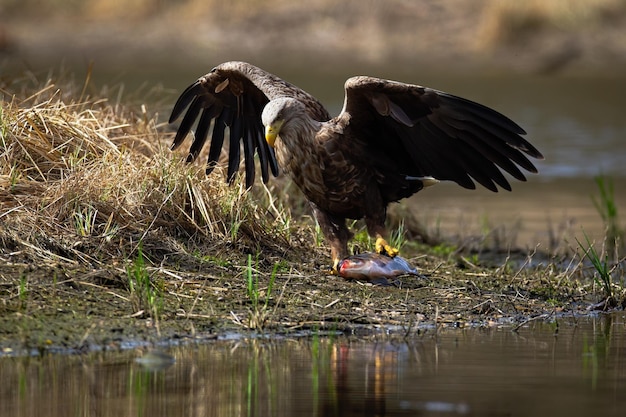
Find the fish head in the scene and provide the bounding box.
[337,256,370,276]
[338,252,394,280]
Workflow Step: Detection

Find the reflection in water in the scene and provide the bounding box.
[135,350,176,371]
[1,314,625,417]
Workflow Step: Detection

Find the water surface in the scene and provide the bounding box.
[1,314,625,417]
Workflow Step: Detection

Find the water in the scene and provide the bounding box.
[1,314,625,417]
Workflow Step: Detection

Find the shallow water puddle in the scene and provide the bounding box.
[1,314,625,417]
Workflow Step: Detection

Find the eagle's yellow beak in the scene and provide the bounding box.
[265,120,284,148]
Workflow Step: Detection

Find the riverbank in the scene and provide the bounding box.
[1,72,624,356]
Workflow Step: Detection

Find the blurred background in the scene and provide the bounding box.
[1,0,625,251]
[3,0,626,77]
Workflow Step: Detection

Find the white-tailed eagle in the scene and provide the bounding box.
[169,61,543,270]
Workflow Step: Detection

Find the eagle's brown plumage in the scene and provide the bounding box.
[169,61,543,270]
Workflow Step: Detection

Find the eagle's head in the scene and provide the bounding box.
[262,97,308,148]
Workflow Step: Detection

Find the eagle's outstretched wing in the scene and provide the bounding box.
[168,61,330,187]
[338,76,543,194]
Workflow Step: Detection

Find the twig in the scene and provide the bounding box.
[512,310,555,332]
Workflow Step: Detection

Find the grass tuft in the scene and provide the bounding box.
[0,72,293,270]
[126,242,162,319]
[592,175,623,257]
[576,233,615,303]
[243,254,278,330]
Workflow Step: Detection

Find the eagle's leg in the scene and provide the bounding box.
[310,203,352,272]
[375,236,400,257]
[365,215,399,258]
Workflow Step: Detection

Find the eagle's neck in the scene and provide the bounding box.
[274,113,323,172]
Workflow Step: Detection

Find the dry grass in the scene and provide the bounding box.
[0,71,294,271]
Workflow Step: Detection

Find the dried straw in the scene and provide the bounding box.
[0,75,292,267]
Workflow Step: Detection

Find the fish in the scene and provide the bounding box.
[337,252,422,285]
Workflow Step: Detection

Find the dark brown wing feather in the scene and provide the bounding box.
[338,76,543,196]
[168,61,331,187]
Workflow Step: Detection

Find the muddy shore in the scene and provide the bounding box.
[2,0,626,356]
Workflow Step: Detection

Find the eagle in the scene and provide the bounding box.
[168,61,543,271]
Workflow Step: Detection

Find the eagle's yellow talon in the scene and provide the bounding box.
[375,237,399,257]
[386,245,400,257]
